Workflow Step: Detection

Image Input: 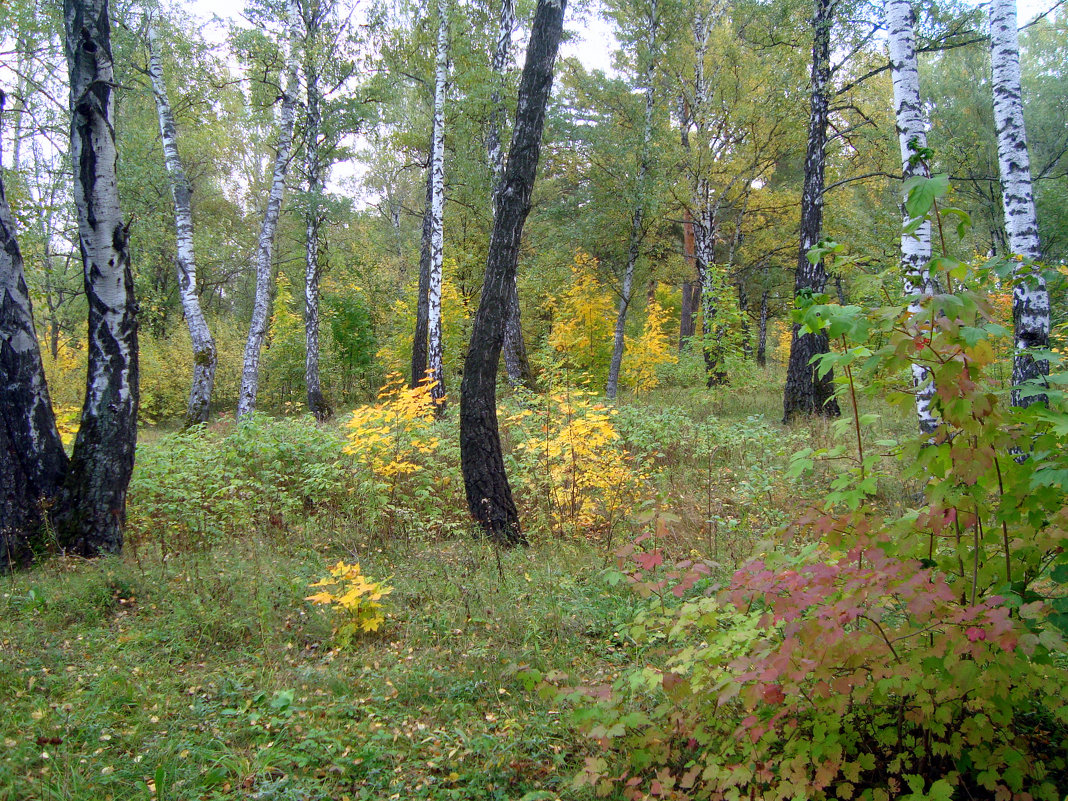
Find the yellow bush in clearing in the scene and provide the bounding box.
[306,560,393,646]
[344,373,442,479]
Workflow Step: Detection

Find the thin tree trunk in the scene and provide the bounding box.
[487,0,532,389]
[782,0,840,421]
[736,277,751,358]
[989,0,1049,407]
[756,288,769,367]
[61,0,139,556]
[679,209,699,349]
[0,92,70,568]
[427,0,448,409]
[146,22,217,426]
[411,166,432,387]
[460,0,565,545]
[887,0,938,434]
[237,0,300,418]
[607,0,658,400]
[303,19,331,421]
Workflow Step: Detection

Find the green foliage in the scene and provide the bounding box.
[562,180,1068,800]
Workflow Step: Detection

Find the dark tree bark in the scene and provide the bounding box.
[411,165,433,388]
[61,0,140,556]
[0,91,70,569]
[460,0,565,545]
[782,0,840,422]
[756,288,769,367]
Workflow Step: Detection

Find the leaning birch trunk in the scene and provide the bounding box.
[886,0,938,434]
[782,0,840,421]
[237,0,300,419]
[0,92,70,568]
[756,288,769,367]
[427,0,448,408]
[62,0,139,556]
[488,0,533,389]
[146,23,216,426]
[606,0,658,400]
[303,41,331,421]
[460,0,566,545]
[989,0,1049,407]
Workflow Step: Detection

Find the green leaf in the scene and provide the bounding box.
[904,174,950,218]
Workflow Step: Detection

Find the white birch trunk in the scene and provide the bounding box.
[427,0,448,408]
[989,0,1050,406]
[146,22,217,426]
[303,11,330,421]
[237,0,301,419]
[886,0,938,434]
[63,0,139,555]
[606,0,658,400]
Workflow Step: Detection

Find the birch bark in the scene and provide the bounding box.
[989,0,1049,406]
[411,167,432,387]
[460,0,566,544]
[427,0,448,408]
[146,22,217,426]
[0,92,69,568]
[302,0,331,421]
[886,0,938,434]
[606,0,659,400]
[62,0,140,556]
[237,0,301,418]
[782,0,840,421]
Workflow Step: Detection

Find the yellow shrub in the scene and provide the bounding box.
[344,373,442,479]
[545,253,614,380]
[306,560,393,646]
[624,297,677,395]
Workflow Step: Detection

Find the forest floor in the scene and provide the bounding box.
[0,373,916,801]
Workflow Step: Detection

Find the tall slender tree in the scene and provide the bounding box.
[145,19,217,426]
[61,0,140,555]
[606,0,660,400]
[886,0,938,434]
[989,0,1050,406]
[237,0,301,418]
[782,0,841,421]
[427,0,448,407]
[460,0,566,544]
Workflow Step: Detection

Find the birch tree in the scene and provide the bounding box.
[237,0,301,418]
[606,0,660,400]
[0,91,69,569]
[886,0,938,434]
[989,0,1050,406]
[61,0,140,555]
[460,0,566,545]
[427,0,448,407]
[146,19,217,426]
[782,0,841,420]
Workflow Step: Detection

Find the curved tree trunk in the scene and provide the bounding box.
[460,0,566,545]
[488,0,534,390]
[886,0,938,434]
[237,0,300,419]
[607,0,658,400]
[0,93,70,569]
[427,0,448,409]
[61,0,139,556]
[782,0,840,421]
[989,0,1049,407]
[146,22,217,427]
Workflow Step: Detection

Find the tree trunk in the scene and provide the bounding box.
[887,0,938,434]
[412,167,433,387]
[237,0,300,419]
[303,28,331,422]
[487,0,533,389]
[146,22,217,427]
[989,0,1049,407]
[679,208,699,349]
[460,0,565,545]
[782,0,840,421]
[427,0,448,409]
[0,93,70,569]
[756,288,769,367]
[607,0,658,400]
[61,0,139,556]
